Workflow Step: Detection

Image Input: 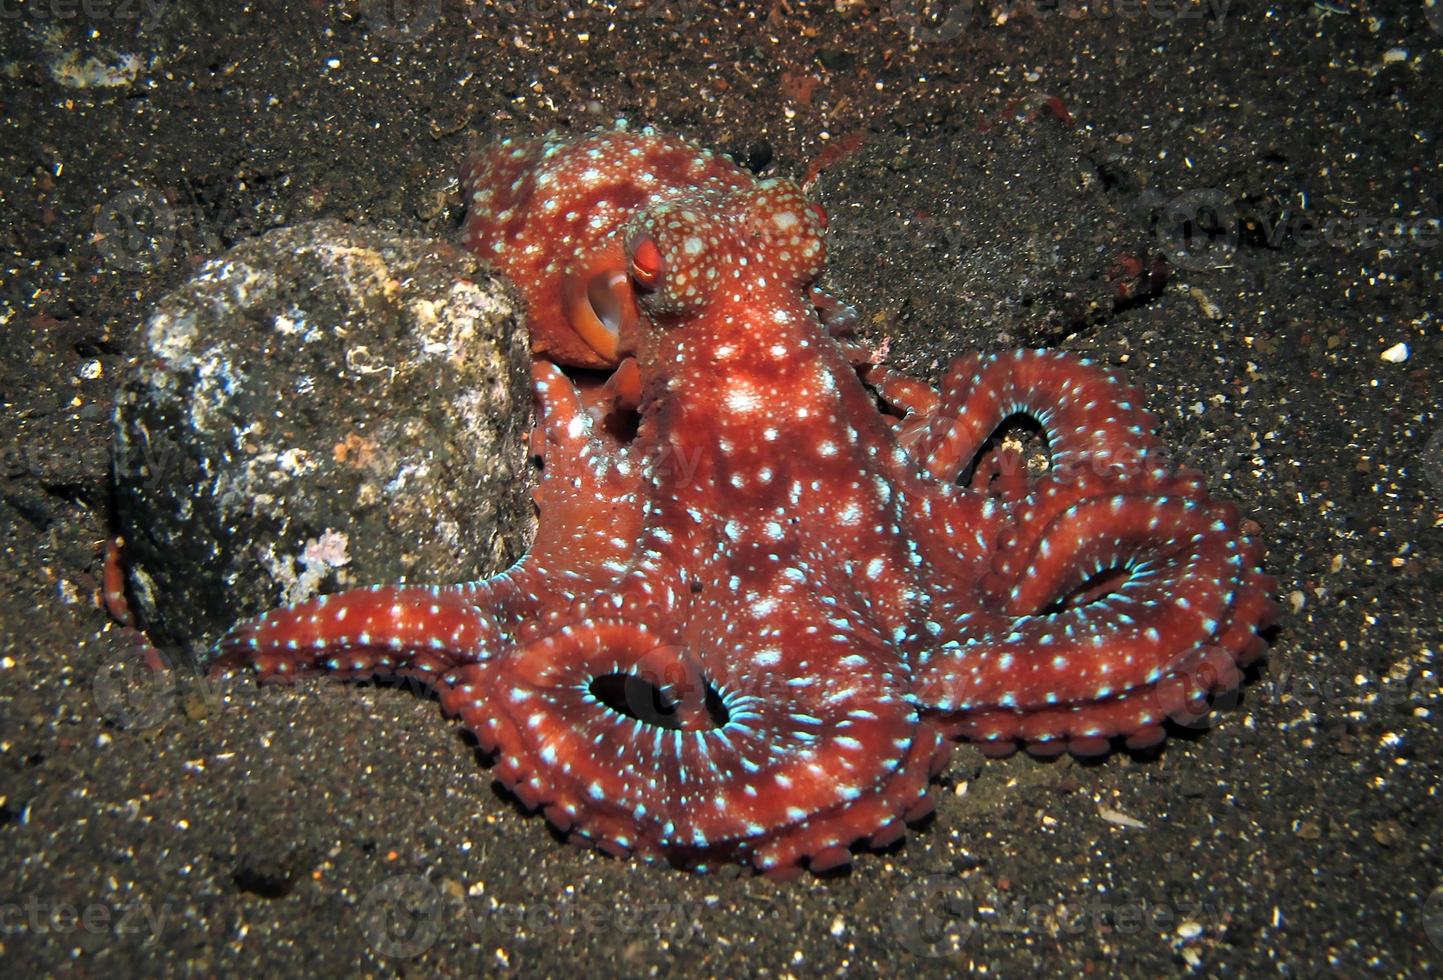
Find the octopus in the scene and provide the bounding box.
[212,129,1276,877]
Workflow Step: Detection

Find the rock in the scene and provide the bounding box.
[113,220,534,663]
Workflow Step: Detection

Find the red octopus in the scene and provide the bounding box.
[214,129,1275,876]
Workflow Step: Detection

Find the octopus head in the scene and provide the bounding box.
[623,179,829,321]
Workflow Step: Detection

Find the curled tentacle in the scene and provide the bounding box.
[911,349,1162,485]
[915,465,1275,755]
[444,614,943,874]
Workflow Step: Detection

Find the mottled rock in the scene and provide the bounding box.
[113,220,534,661]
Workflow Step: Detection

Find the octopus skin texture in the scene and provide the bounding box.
[213,129,1277,877]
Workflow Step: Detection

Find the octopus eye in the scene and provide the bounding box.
[629,234,664,290]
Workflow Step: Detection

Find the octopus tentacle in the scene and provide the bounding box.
[214,584,502,682]
[915,465,1274,754]
[865,365,940,420]
[911,349,1162,485]
[862,363,942,452]
[439,615,941,873]
[809,285,861,341]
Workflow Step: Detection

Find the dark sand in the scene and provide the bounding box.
[1,1,1439,975]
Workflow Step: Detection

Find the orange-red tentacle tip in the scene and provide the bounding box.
[103,536,135,628]
[604,357,643,411]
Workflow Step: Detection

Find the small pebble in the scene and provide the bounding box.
[1099,805,1147,829]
